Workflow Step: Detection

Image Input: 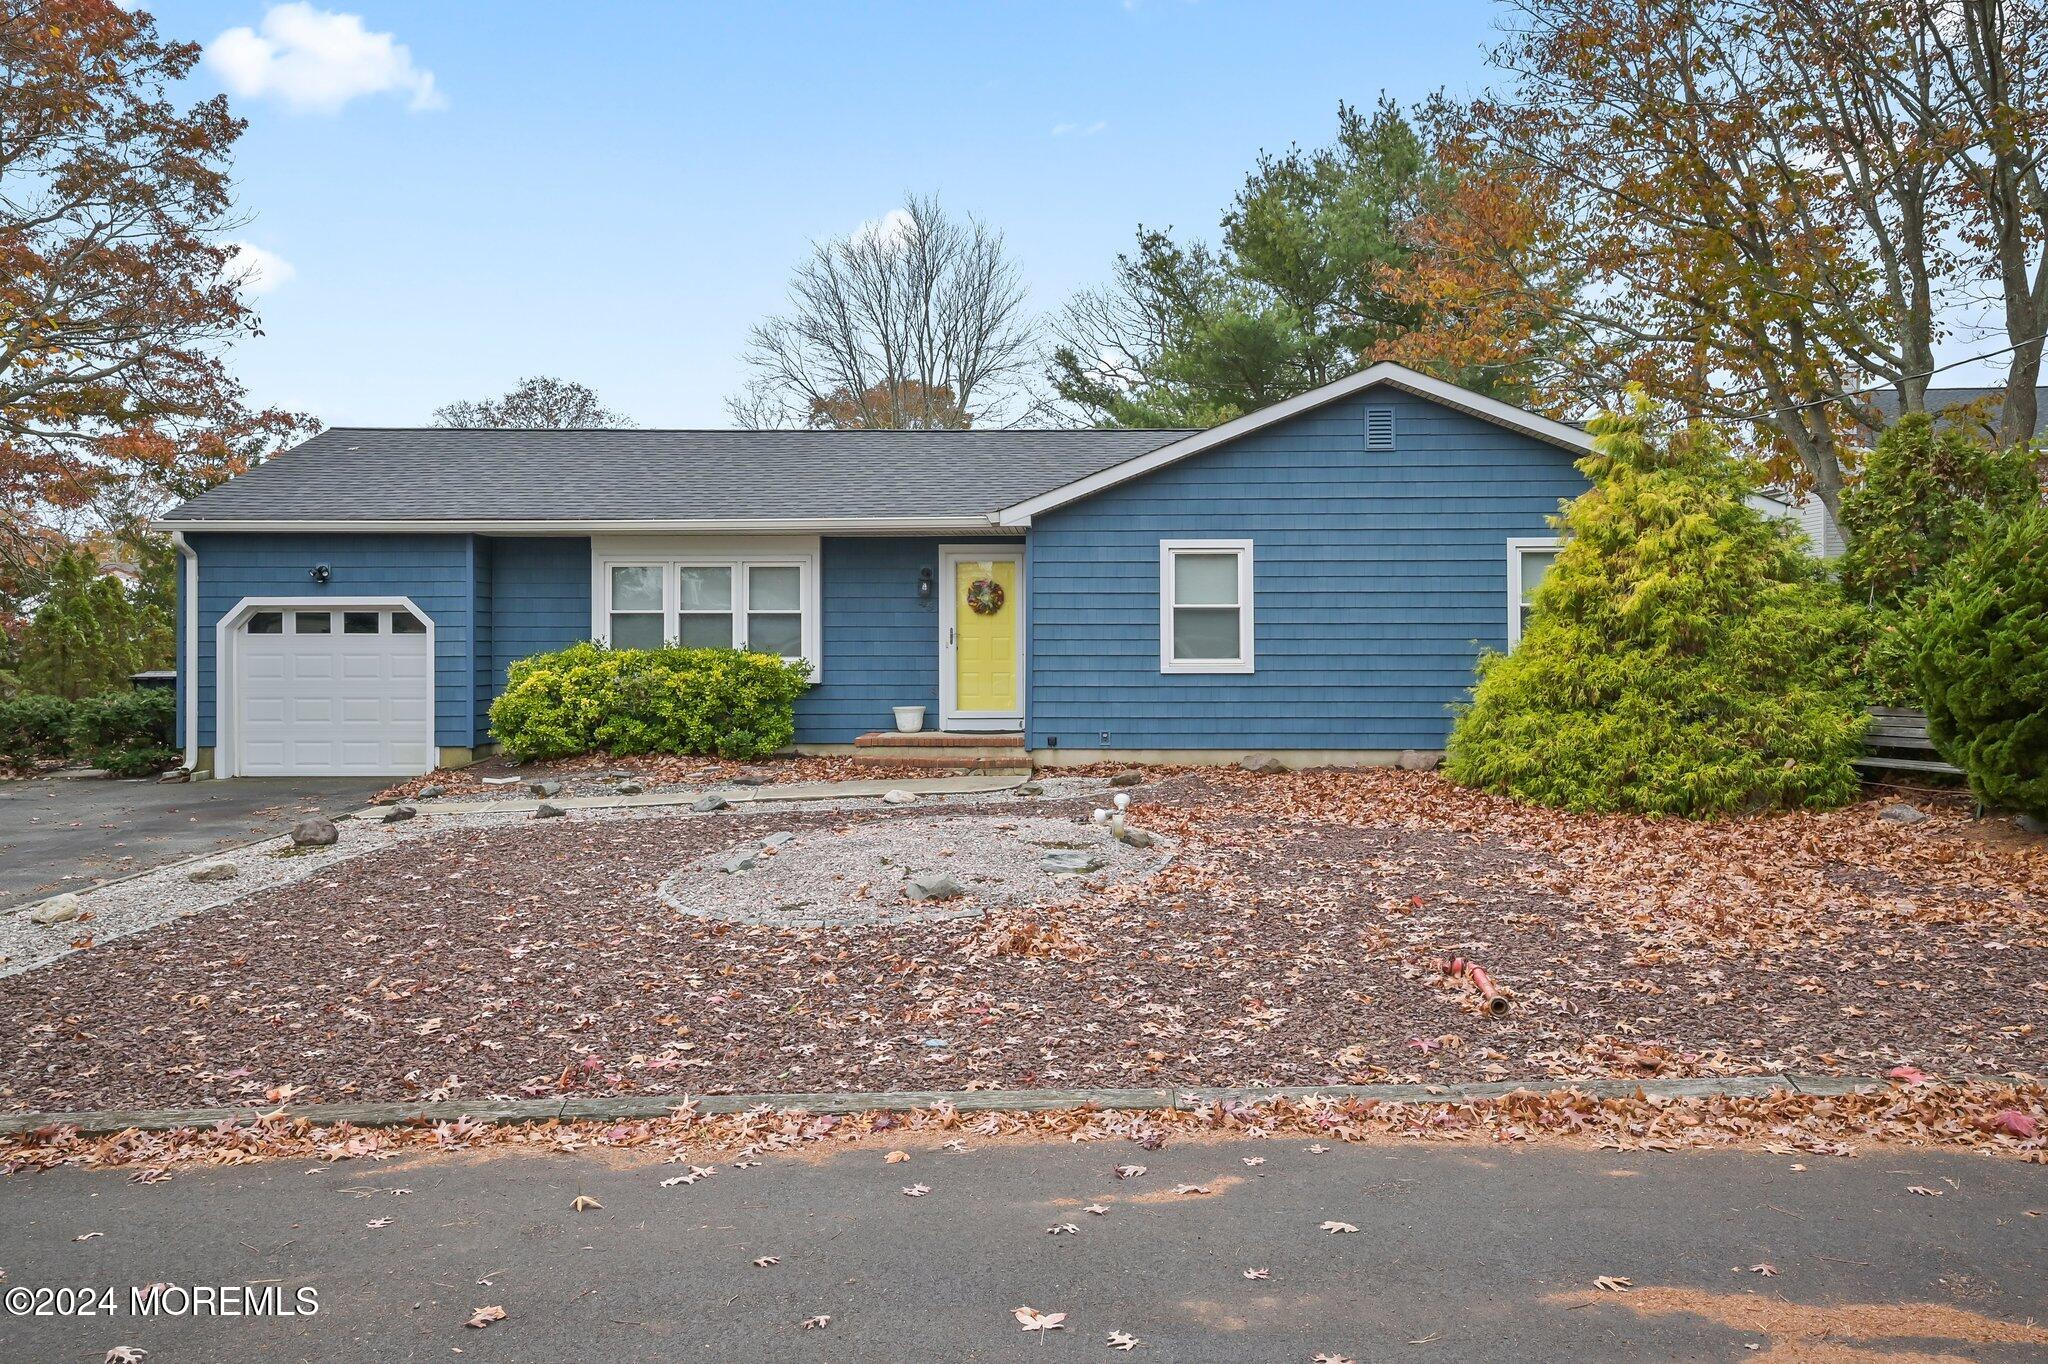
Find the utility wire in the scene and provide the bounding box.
[1731,331,2048,425]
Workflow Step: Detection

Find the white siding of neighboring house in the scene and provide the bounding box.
[1748,491,1845,559]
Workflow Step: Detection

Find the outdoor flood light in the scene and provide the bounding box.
[310,563,332,584]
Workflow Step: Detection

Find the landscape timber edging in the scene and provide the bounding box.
[0,1073,1960,1138]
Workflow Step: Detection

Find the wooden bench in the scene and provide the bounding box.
[1852,706,1963,777]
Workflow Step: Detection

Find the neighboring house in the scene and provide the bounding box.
[1747,385,2048,561]
[154,363,1594,778]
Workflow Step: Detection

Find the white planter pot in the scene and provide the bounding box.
[892,706,927,734]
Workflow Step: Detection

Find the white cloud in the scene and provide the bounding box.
[1051,120,1108,138]
[223,241,296,295]
[207,4,443,114]
[851,208,917,250]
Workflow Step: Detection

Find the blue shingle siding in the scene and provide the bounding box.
[187,532,476,749]
[471,538,494,744]
[797,537,948,743]
[478,536,592,741]
[1025,387,1590,751]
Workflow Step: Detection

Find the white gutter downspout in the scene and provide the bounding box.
[170,531,199,774]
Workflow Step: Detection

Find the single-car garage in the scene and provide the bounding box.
[220,601,434,777]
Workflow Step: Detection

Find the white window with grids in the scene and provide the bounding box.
[1507,537,1561,647]
[596,540,821,675]
[1159,539,1254,674]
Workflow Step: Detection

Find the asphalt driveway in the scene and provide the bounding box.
[0,775,391,909]
[2,1138,2042,1362]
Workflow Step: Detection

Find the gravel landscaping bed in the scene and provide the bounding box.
[0,769,2041,1113]
[0,776,1113,979]
[662,814,1172,928]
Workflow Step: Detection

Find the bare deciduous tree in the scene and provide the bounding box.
[433,376,630,429]
[728,195,1037,429]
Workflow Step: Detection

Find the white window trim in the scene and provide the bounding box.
[1159,539,1254,675]
[1506,536,1561,648]
[603,561,669,649]
[591,540,822,679]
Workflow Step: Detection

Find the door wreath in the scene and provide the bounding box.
[966,576,1006,616]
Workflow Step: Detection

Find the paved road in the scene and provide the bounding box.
[0,775,390,908]
[2,1137,2042,1362]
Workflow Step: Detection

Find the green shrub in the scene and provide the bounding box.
[1445,396,1866,816]
[67,688,178,777]
[1838,414,2038,610]
[1911,502,2048,819]
[489,641,811,762]
[0,693,78,763]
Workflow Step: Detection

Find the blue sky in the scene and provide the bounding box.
[154,1,1507,429]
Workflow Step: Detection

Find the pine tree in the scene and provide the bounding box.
[1446,397,1865,815]
[1912,503,2048,820]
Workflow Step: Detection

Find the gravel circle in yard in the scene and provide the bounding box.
[661,815,1172,928]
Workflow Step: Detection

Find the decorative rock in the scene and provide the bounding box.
[1239,753,1285,774]
[1041,849,1110,875]
[1117,827,1157,849]
[1016,782,1044,796]
[690,793,730,813]
[415,784,445,800]
[907,871,967,901]
[187,862,239,883]
[1396,749,1442,772]
[1108,770,1144,788]
[380,804,417,824]
[2014,813,2045,835]
[1879,803,1930,825]
[28,893,81,926]
[616,780,645,795]
[762,831,795,850]
[729,773,769,787]
[882,789,919,804]
[720,848,760,874]
[529,779,564,798]
[534,802,567,819]
[289,817,338,848]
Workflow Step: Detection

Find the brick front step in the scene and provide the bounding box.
[850,731,1032,772]
[849,753,1035,772]
[853,731,1025,749]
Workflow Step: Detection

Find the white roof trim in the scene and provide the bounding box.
[995,363,1593,526]
[151,516,1012,536]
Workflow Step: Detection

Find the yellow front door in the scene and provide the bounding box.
[953,557,1019,713]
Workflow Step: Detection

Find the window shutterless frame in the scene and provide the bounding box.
[593,552,820,677]
[1505,536,1562,648]
[1158,539,1254,674]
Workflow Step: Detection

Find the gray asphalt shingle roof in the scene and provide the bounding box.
[1864,385,2048,439]
[163,427,1197,524]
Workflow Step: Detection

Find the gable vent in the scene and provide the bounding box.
[1364,407,1395,450]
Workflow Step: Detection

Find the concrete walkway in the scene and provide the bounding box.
[408,772,1031,817]
[3,1138,2041,1362]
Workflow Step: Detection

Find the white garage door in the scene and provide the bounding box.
[234,606,434,776]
